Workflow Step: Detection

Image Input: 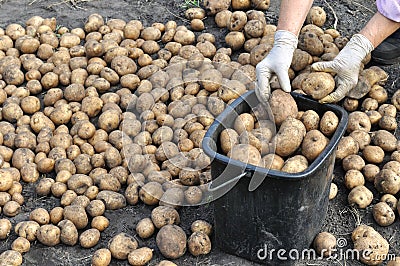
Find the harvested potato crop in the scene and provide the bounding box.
[188,231,212,256]
[108,233,138,260]
[374,169,400,195]
[372,202,395,226]
[203,0,231,15]
[329,183,338,200]
[301,130,329,161]
[362,145,385,164]
[306,6,326,27]
[37,224,61,246]
[313,232,336,257]
[0,218,12,239]
[215,10,232,28]
[92,248,112,266]
[136,218,155,239]
[156,225,187,259]
[0,250,23,266]
[228,144,262,166]
[342,155,365,171]
[63,205,88,229]
[29,208,50,225]
[79,228,101,248]
[336,136,359,160]
[272,117,306,157]
[344,170,365,190]
[58,219,78,246]
[11,237,30,254]
[371,130,397,152]
[348,185,373,209]
[281,155,308,173]
[301,72,335,100]
[347,111,371,133]
[268,89,298,126]
[349,130,371,150]
[96,190,127,210]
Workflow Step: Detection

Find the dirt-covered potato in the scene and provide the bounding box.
[313,232,336,257]
[298,32,324,56]
[344,170,365,190]
[92,248,112,266]
[336,136,359,160]
[0,250,23,266]
[37,224,61,246]
[227,11,247,31]
[29,208,50,225]
[268,89,298,126]
[319,111,339,137]
[352,225,389,265]
[11,237,30,254]
[3,201,21,217]
[272,117,306,157]
[374,169,400,195]
[371,130,397,152]
[380,194,398,211]
[347,111,371,133]
[349,130,371,150]
[203,0,231,15]
[342,155,365,171]
[128,247,153,266]
[281,155,308,173]
[301,72,335,100]
[58,219,78,246]
[156,224,187,259]
[151,206,180,229]
[0,218,12,239]
[139,182,164,205]
[329,183,338,200]
[228,144,261,166]
[96,190,126,210]
[301,129,328,161]
[188,231,212,256]
[348,185,373,209]
[214,10,232,28]
[372,202,395,226]
[108,233,138,260]
[136,218,155,239]
[79,228,100,248]
[63,205,88,229]
[306,6,326,27]
[362,145,385,164]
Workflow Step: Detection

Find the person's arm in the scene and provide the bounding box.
[255,0,313,105]
[360,12,400,47]
[277,0,314,35]
[313,12,400,103]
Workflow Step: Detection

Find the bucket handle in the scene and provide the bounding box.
[207,172,247,192]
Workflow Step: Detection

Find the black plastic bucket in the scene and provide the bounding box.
[202,90,348,265]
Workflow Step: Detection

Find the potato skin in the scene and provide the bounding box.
[268,89,298,126]
[128,247,153,266]
[272,117,306,157]
[301,130,328,161]
[156,225,187,259]
[301,72,335,100]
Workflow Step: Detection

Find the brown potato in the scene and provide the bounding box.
[136,218,155,239]
[156,225,187,259]
[92,248,112,266]
[272,117,306,157]
[151,206,180,229]
[268,89,298,126]
[79,228,100,248]
[344,170,365,190]
[58,219,78,246]
[362,145,385,164]
[188,231,212,256]
[348,185,373,209]
[313,232,336,257]
[108,233,138,260]
[301,72,335,100]
[372,202,395,226]
[301,129,328,161]
[37,224,61,246]
[281,155,308,173]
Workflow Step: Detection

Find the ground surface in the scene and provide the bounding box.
[0,0,399,265]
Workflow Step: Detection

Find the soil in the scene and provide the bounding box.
[0,0,399,266]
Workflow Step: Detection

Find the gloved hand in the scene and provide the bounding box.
[255,30,298,105]
[312,34,374,103]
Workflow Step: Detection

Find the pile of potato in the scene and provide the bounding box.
[220,89,341,173]
[0,0,398,264]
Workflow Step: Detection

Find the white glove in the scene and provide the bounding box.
[255,30,298,105]
[312,34,374,103]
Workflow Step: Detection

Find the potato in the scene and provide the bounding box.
[188,231,212,256]
[306,6,326,26]
[348,185,373,209]
[203,0,231,15]
[214,10,232,28]
[173,29,195,45]
[157,261,177,266]
[380,194,398,211]
[272,117,306,157]
[349,130,370,150]
[227,11,247,31]
[136,218,155,239]
[29,208,50,225]
[3,201,21,217]
[372,202,395,226]
[329,183,338,200]
[49,207,64,225]
[342,155,365,171]
[268,89,298,126]
[185,8,206,20]
[281,155,308,173]
[58,219,78,246]
[0,250,23,266]
[262,154,284,170]
[379,115,397,131]
[352,225,389,265]
[344,170,365,190]
[228,143,261,166]
[190,19,205,31]
[387,258,400,266]
[139,182,164,205]
[362,145,384,164]
[151,206,180,229]
[347,111,371,134]
[313,232,336,257]
[301,130,328,161]
[63,205,88,229]
[371,130,397,152]
[86,199,105,217]
[298,32,324,56]
[127,247,153,266]
[301,72,335,100]
[336,136,359,160]
[0,168,13,191]
[92,248,112,266]
[14,221,40,241]
[11,237,30,253]
[108,233,138,260]
[91,216,109,232]
[374,169,400,195]
[225,31,245,51]
[96,190,126,210]
[156,224,187,259]
[233,113,255,135]
[37,224,61,246]
[79,228,100,248]
[0,218,12,239]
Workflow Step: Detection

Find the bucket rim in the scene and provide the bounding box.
[202,90,349,180]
